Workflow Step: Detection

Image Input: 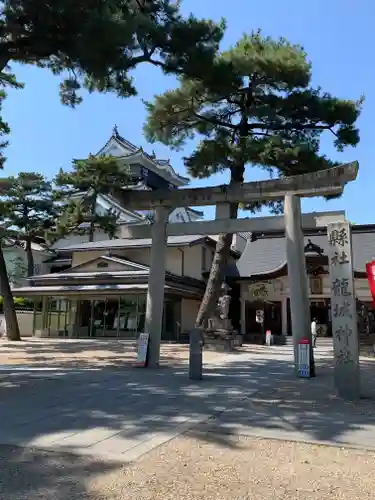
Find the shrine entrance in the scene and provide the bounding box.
[286,298,331,337]
[116,162,360,399]
[245,300,282,343]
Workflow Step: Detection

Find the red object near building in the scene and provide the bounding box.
[366,261,375,309]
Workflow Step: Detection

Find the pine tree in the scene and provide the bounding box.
[0,84,22,340]
[0,0,229,105]
[144,31,362,326]
[2,172,59,276]
[0,211,21,340]
[55,155,131,242]
[0,0,228,341]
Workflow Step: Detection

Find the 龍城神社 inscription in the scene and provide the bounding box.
[332,300,352,319]
[331,278,351,297]
[327,220,360,399]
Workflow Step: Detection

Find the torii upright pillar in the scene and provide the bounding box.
[284,194,315,376]
[144,206,169,368]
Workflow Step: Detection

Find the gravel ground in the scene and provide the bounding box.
[2,341,375,499]
[90,433,375,500]
[0,339,225,368]
[2,436,375,500]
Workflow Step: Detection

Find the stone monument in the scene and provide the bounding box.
[327,220,360,400]
[205,283,241,351]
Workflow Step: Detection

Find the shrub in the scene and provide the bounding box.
[0,296,35,312]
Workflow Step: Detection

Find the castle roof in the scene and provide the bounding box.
[95,127,189,187]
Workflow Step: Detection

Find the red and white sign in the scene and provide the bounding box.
[298,338,310,378]
[366,260,375,309]
[265,330,272,346]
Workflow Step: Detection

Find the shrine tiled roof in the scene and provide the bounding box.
[58,234,217,252]
[228,225,375,277]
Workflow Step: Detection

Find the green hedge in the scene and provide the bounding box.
[0,296,35,312]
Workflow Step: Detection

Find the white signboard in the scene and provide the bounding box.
[327,221,360,399]
[255,309,264,324]
[134,332,150,367]
[0,315,6,337]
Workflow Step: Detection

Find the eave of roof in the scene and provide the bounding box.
[43,256,72,264]
[186,207,204,217]
[30,254,149,279]
[57,235,215,253]
[12,283,203,298]
[2,238,52,253]
[27,253,207,290]
[228,226,375,278]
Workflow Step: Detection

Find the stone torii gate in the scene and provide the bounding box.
[117,163,359,388]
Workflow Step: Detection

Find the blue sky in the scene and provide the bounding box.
[2,0,373,222]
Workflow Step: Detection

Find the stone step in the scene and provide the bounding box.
[282,337,333,346]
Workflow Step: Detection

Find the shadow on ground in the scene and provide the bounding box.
[198,357,375,447]
[0,343,374,453]
[0,338,195,369]
[0,444,121,500]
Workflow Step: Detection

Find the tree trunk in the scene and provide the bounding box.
[25,237,34,277]
[195,164,244,328]
[0,51,10,72]
[0,245,21,341]
[88,195,97,243]
[89,221,95,243]
[195,226,237,327]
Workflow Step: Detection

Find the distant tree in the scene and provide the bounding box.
[2,172,59,276]
[0,228,20,340]
[55,155,131,242]
[0,85,22,340]
[144,31,362,327]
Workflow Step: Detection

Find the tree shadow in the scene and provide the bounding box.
[0,339,194,370]
[0,444,122,500]
[0,347,374,463]
[0,338,137,355]
[0,352,293,454]
[200,357,375,447]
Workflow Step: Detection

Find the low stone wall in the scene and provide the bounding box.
[16,310,34,337]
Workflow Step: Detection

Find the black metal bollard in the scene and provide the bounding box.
[189,328,203,380]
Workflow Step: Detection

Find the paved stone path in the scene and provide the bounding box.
[0,340,375,461]
[0,349,290,462]
[1,342,375,499]
[200,363,375,450]
[1,340,374,463]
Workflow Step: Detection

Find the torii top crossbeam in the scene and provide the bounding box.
[116,162,358,210]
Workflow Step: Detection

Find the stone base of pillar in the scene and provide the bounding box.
[204,338,234,352]
[203,328,240,352]
[234,334,243,347]
[34,329,50,338]
[34,329,69,338]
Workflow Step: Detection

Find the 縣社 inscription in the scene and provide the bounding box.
[327,220,360,399]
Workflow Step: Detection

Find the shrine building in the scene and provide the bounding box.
[225,223,375,342]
